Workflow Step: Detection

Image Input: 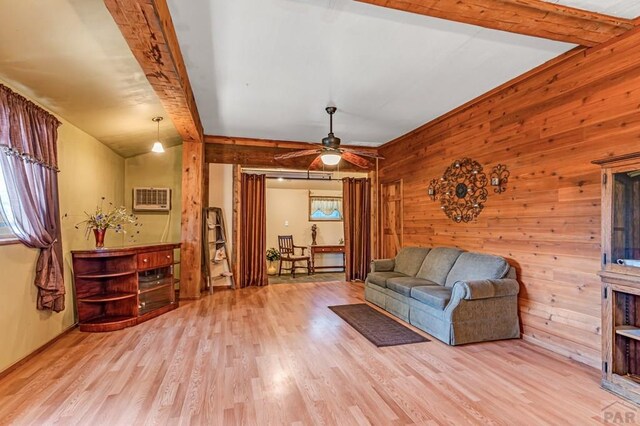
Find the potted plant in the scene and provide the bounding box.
[266,247,281,275]
[76,197,138,248]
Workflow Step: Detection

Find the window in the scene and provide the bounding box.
[309,195,343,221]
[0,168,17,242]
[0,209,14,239]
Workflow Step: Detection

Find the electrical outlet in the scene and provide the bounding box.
[284,220,289,227]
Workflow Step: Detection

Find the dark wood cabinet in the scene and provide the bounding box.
[71,243,180,332]
[594,153,640,404]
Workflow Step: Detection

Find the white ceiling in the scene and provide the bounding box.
[167,0,579,147]
[1,1,636,156]
[0,0,181,158]
[545,0,640,18]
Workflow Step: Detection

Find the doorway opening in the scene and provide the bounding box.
[259,169,353,284]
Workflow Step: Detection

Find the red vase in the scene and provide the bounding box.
[93,228,106,248]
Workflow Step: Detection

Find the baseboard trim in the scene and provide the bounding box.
[521,333,600,370]
[0,322,78,380]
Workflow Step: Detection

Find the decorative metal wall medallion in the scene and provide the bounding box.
[490,164,510,193]
[438,158,488,223]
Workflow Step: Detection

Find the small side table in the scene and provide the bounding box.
[310,245,345,274]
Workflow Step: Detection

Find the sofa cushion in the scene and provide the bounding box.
[367,271,407,288]
[416,247,464,285]
[386,276,438,297]
[444,252,510,288]
[394,247,431,276]
[411,286,453,310]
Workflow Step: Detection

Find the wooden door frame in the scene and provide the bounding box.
[232,165,242,287]
[379,179,404,259]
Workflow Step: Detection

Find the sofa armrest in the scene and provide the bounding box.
[453,278,520,301]
[370,259,395,272]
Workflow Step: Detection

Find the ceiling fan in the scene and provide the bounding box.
[273,107,383,169]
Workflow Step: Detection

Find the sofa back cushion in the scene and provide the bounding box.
[416,247,464,285]
[394,247,431,277]
[444,252,510,288]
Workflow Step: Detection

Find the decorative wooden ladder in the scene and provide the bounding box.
[203,207,234,289]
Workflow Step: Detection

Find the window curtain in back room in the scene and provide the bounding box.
[343,177,371,281]
[0,84,65,312]
[240,173,268,287]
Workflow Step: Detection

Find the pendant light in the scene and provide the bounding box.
[151,116,165,153]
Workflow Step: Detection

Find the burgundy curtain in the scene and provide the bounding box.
[343,177,371,282]
[0,84,65,312]
[240,173,268,287]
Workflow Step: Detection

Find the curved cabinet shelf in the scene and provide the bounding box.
[75,270,137,279]
[78,292,137,303]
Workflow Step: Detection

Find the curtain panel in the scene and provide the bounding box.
[0,84,65,312]
[343,177,372,282]
[240,173,268,287]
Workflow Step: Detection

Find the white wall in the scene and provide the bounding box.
[208,164,234,259]
[266,182,344,271]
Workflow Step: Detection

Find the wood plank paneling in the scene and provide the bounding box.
[356,0,635,47]
[379,26,640,368]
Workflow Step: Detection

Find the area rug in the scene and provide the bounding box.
[328,304,429,347]
[268,272,345,285]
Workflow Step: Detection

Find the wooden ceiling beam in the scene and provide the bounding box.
[355,0,634,47]
[104,0,203,142]
[204,135,379,171]
[204,135,379,153]
[105,0,205,300]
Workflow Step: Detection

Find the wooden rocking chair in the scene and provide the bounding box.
[278,235,311,278]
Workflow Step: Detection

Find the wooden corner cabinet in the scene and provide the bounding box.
[71,243,181,332]
[594,153,640,404]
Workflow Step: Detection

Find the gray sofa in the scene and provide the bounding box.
[364,247,520,345]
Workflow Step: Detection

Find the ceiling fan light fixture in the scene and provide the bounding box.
[320,152,341,166]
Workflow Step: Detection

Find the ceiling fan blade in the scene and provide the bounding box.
[341,147,384,159]
[274,149,321,161]
[341,151,372,169]
[308,156,323,171]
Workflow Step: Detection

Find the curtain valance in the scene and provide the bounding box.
[0,84,61,170]
[311,197,342,215]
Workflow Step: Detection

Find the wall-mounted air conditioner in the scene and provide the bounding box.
[133,187,171,212]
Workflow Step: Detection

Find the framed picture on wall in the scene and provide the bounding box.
[308,195,343,221]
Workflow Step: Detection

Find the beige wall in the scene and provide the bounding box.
[0,86,125,372]
[124,145,182,245]
[266,182,344,270]
[208,164,234,258]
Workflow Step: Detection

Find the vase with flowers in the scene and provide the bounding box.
[266,247,281,275]
[76,197,138,248]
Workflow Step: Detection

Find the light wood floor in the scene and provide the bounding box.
[0,281,630,425]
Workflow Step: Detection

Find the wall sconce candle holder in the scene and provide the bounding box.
[427,178,439,201]
[490,164,509,194]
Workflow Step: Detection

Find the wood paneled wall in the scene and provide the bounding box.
[379,28,640,368]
